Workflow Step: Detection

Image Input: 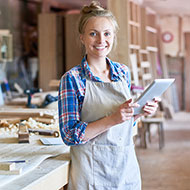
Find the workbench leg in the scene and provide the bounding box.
[147,124,151,143]
[139,123,147,148]
[158,122,164,150]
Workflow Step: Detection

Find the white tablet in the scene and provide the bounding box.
[134,78,175,115]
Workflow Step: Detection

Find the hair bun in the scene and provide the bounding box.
[81,1,104,14]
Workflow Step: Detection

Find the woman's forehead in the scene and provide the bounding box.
[84,17,114,31]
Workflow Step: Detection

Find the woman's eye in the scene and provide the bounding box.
[105,32,111,36]
[90,32,96,36]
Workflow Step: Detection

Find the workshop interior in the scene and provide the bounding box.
[0,0,190,189]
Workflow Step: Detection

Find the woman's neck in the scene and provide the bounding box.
[87,56,111,82]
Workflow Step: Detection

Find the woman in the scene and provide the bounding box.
[58,1,159,189]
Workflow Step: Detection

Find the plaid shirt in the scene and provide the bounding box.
[58,56,131,146]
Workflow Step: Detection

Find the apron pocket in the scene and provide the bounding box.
[92,144,139,187]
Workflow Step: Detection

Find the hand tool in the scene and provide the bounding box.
[28,128,59,137]
[24,88,42,108]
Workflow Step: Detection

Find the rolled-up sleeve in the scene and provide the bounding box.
[58,73,88,146]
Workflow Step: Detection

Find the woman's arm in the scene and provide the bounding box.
[83,99,139,141]
[58,72,88,146]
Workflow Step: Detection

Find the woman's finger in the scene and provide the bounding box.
[145,101,158,107]
[123,100,140,108]
[153,97,161,102]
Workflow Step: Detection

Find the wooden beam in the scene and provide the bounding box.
[184,33,190,112]
[0,108,55,119]
[41,0,79,13]
[107,0,130,64]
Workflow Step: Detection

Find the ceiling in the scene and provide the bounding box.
[38,0,190,16]
[142,0,190,16]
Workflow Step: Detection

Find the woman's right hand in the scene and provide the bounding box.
[84,99,139,141]
[110,99,140,124]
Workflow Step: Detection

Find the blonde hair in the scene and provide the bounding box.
[78,1,119,35]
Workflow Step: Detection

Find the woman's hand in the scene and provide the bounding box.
[110,99,140,124]
[142,97,161,116]
[84,99,139,141]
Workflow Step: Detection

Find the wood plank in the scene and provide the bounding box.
[49,80,60,88]
[130,54,139,86]
[146,26,157,33]
[4,155,70,190]
[0,168,22,175]
[140,7,147,50]
[129,44,140,49]
[18,123,29,143]
[38,13,63,91]
[39,13,57,91]
[141,61,150,68]
[107,0,130,64]
[129,20,140,27]
[142,73,152,80]
[0,30,10,35]
[147,46,158,52]
[184,33,190,112]
[0,108,55,119]
[0,162,15,171]
[139,49,148,54]
[63,11,82,72]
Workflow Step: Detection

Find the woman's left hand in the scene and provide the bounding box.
[142,97,161,116]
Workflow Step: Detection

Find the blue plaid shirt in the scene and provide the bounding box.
[58,56,131,146]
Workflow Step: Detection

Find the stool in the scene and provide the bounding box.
[139,116,165,150]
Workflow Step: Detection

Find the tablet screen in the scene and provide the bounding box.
[134,78,175,115]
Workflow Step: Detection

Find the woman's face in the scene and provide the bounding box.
[80,16,115,59]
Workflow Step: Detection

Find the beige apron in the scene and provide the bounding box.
[68,77,141,190]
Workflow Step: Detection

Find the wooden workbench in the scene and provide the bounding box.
[0,105,70,190]
[3,154,70,190]
[0,135,70,190]
[0,131,70,190]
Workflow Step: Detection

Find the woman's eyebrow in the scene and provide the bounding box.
[88,29,112,32]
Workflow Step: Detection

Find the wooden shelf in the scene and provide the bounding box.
[146,26,157,33]
[129,44,140,50]
[0,30,13,62]
[139,49,148,54]
[141,61,150,68]
[129,20,140,27]
[147,46,158,52]
[108,0,159,88]
[142,73,152,80]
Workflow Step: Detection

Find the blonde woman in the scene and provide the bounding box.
[58,1,159,189]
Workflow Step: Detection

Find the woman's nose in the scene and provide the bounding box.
[97,33,105,43]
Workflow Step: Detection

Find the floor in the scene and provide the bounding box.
[136,112,190,190]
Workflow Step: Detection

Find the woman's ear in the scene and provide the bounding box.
[80,34,84,44]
